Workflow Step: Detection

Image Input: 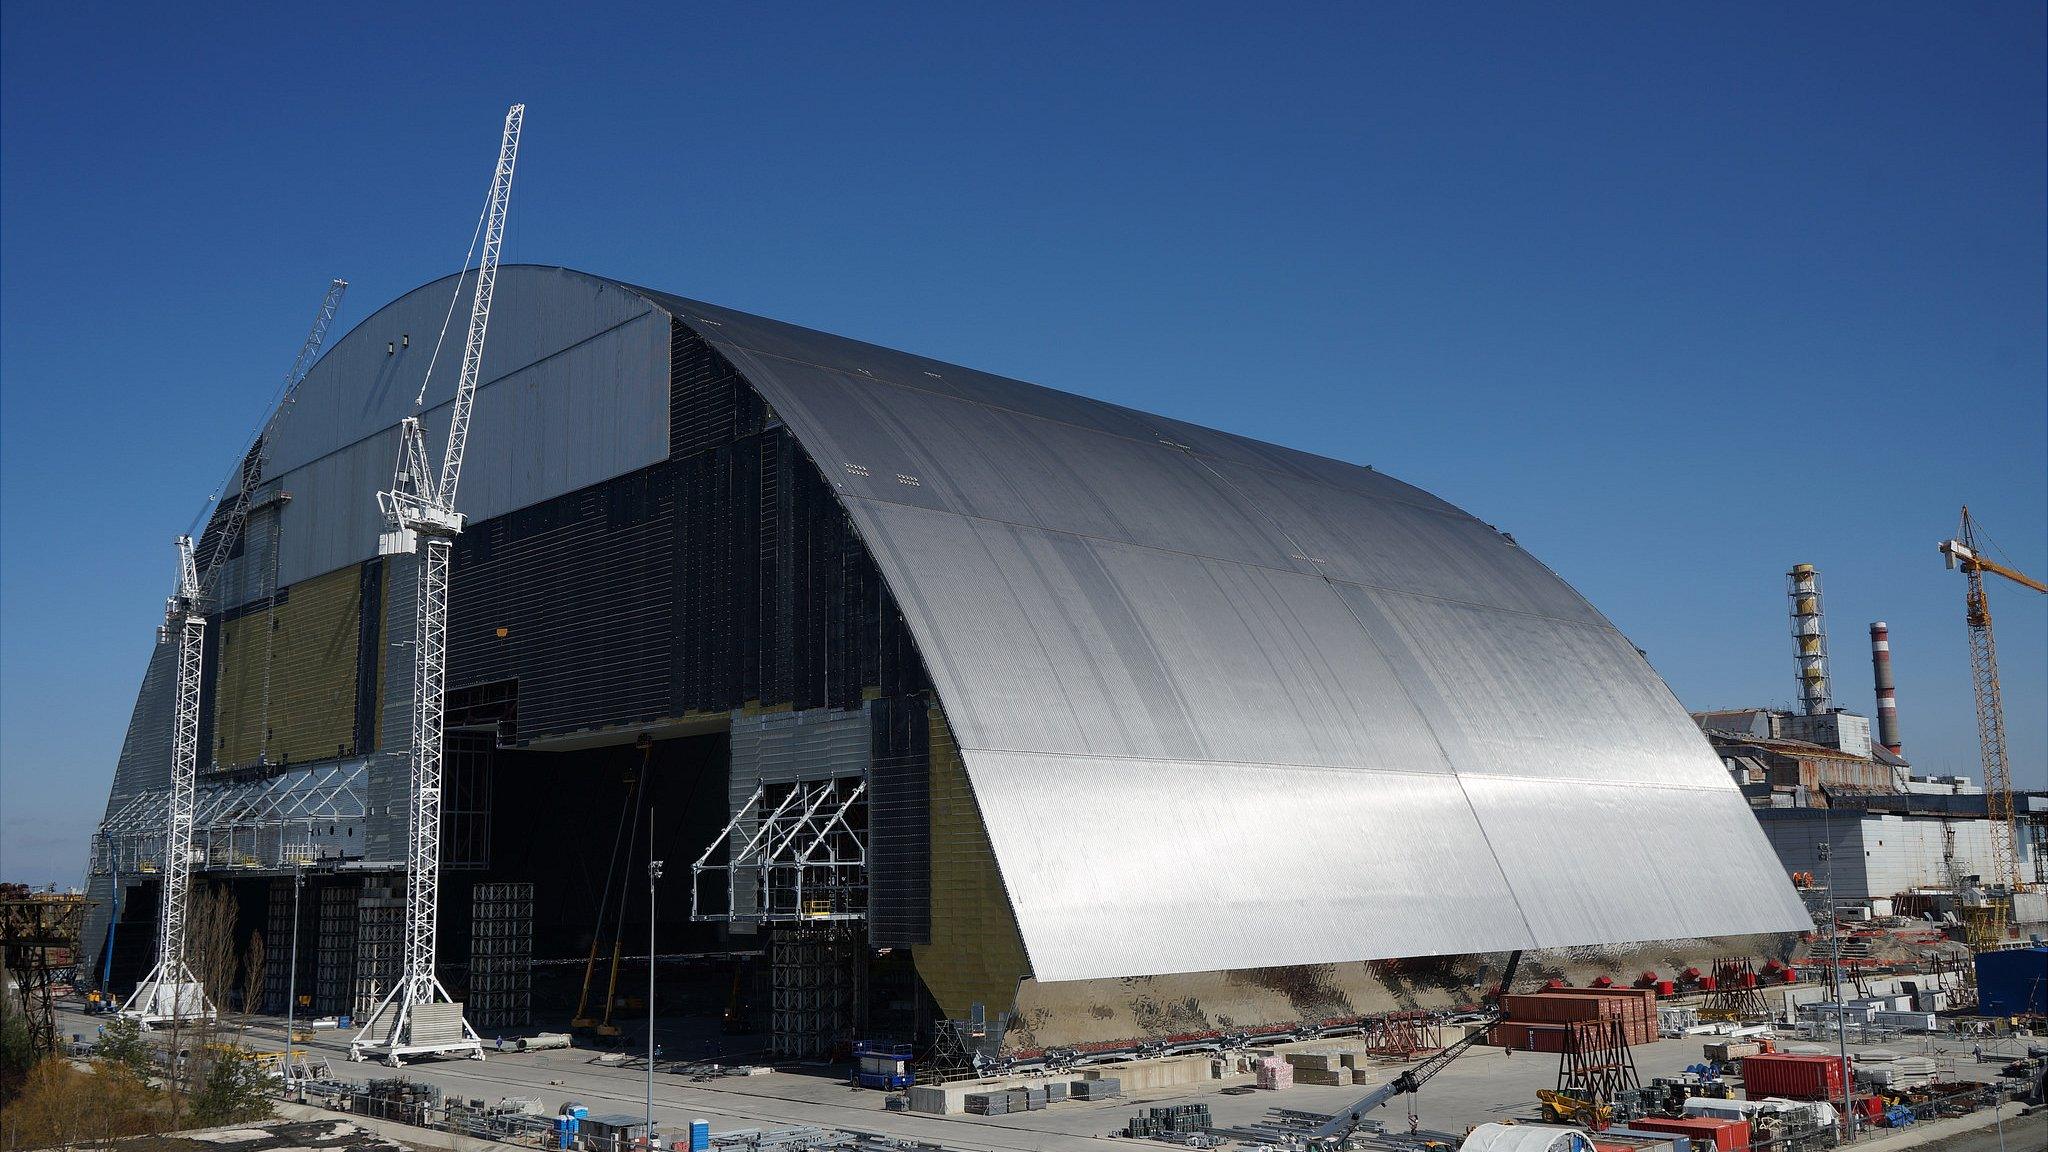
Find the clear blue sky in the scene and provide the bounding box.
[3,4,2043,886]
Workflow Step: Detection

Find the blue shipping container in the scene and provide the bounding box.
[1973,947,2048,1017]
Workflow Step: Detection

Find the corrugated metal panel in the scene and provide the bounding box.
[264,266,661,479]
[107,643,178,808]
[1458,775,1810,945]
[446,463,676,740]
[725,706,870,923]
[844,502,1452,771]
[620,283,1813,981]
[269,308,670,589]
[212,564,362,770]
[365,553,416,865]
[964,750,1527,979]
[868,696,931,947]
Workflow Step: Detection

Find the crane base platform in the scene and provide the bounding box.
[119,968,216,1029]
[349,995,485,1067]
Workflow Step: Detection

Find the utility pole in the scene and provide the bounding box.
[648,823,663,1144]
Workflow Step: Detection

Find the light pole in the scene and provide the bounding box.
[648,806,663,1146]
[1818,838,1854,1140]
[285,867,303,1076]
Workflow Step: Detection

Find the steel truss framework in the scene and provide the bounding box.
[96,761,368,876]
[692,778,869,924]
[1,891,90,1060]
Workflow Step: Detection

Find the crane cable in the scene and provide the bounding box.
[411,182,494,409]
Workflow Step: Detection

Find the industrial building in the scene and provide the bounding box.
[85,266,1810,1058]
[1695,567,2048,934]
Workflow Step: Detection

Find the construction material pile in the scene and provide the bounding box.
[1282,1047,1372,1086]
[1491,987,1658,1053]
[1124,1104,1212,1139]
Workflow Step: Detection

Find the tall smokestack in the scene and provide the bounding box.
[1870,621,1902,755]
[1787,564,1831,715]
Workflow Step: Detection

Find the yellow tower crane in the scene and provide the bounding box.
[1939,507,2046,898]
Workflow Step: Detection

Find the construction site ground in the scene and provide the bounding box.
[53,1005,2040,1152]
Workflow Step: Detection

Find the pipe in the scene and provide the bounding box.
[1869,622,1902,755]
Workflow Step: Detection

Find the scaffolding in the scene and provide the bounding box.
[467,882,532,1031]
[94,761,368,876]
[262,878,315,1015]
[314,883,359,1015]
[769,930,860,1059]
[352,878,405,1023]
[692,778,868,925]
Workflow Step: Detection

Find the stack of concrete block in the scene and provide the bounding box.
[1045,1081,1069,1103]
[1071,1077,1121,1100]
[1024,1086,1048,1111]
[1284,1052,1354,1087]
[965,1092,1009,1115]
[1256,1056,1294,1090]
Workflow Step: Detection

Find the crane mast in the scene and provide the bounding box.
[120,538,213,1024]
[1940,506,2047,897]
[121,280,349,1026]
[353,103,522,1066]
[197,279,350,590]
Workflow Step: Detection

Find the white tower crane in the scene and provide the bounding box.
[120,538,213,1026]
[352,103,522,1065]
[122,279,349,1026]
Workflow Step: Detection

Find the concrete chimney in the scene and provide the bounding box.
[1870,621,1902,755]
[1787,564,1831,715]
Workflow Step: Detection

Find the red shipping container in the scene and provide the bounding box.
[1566,987,1658,1042]
[1488,1022,1570,1052]
[1740,1053,1847,1101]
[1632,1116,1751,1152]
[1506,990,1656,1045]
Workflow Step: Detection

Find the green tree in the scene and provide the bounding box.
[186,1047,273,1126]
[91,1016,157,1080]
[0,993,34,1104]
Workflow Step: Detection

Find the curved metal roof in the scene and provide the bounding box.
[624,281,1812,981]
[151,266,1807,983]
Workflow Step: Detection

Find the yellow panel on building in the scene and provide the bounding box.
[212,565,362,770]
[912,707,1031,1021]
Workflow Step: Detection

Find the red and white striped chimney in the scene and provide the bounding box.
[1869,621,1902,755]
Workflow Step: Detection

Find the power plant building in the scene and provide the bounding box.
[86,267,1809,1053]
